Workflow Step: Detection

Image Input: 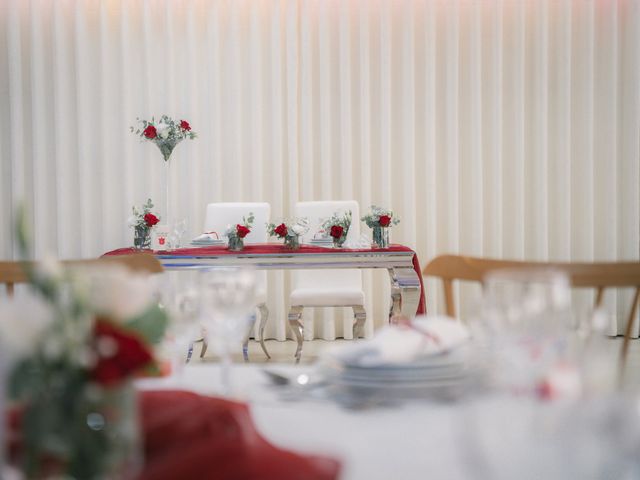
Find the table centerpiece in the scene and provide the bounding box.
[224,212,254,251]
[267,218,309,250]
[130,115,197,223]
[322,210,352,248]
[1,216,168,479]
[128,198,160,250]
[361,205,400,248]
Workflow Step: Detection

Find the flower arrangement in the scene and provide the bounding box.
[361,205,400,248]
[322,210,352,248]
[267,218,309,250]
[131,115,197,162]
[2,219,168,478]
[128,199,160,250]
[225,212,254,251]
[361,205,400,229]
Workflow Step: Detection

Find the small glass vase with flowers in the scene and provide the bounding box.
[322,210,352,248]
[128,198,160,250]
[361,205,400,248]
[225,212,254,251]
[267,218,310,250]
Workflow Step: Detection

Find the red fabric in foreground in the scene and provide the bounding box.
[8,391,341,480]
[140,390,340,480]
[104,243,427,314]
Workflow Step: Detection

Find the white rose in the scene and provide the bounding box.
[156,122,170,139]
[0,292,54,359]
[291,224,307,236]
[224,224,234,237]
[127,215,138,227]
[85,265,155,322]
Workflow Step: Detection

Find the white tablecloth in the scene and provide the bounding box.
[136,363,640,480]
[136,364,470,480]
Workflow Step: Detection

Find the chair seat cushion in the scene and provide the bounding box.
[290,288,365,307]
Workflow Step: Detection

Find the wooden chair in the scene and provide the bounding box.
[0,253,163,297]
[423,254,640,365]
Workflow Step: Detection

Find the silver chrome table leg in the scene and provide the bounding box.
[387,267,422,321]
[352,305,366,339]
[258,303,271,359]
[288,306,304,363]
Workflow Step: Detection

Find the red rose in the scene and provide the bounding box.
[274,223,288,238]
[91,320,154,387]
[236,224,251,238]
[330,225,344,239]
[143,125,157,139]
[180,120,191,131]
[379,215,391,227]
[144,213,159,227]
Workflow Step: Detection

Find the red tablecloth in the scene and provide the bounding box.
[104,244,427,315]
[8,391,341,480]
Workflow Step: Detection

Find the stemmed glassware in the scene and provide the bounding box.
[199,267,257,395]
[169,218,188,250]
[471,269,575,395]
[460,268,640,479]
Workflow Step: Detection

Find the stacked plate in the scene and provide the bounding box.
[190,234,225,247]
[321,344,485,403]
[308,237,333,248]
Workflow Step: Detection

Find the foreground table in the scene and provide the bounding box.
[136,364,467,480]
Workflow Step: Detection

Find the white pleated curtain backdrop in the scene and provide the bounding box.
[1,0,638,339]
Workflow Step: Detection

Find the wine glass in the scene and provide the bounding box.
[170,218,188,250]
[471,269,576,397]
[157,276,201,378]
[199,267,257,395]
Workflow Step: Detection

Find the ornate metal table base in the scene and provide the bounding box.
[157,248,423,361]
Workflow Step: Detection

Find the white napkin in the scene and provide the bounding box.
[192,232,220,242]
[343,234,374,249]
[327,315,471,367]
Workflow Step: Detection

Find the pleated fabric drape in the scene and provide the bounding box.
[1,0,638,339]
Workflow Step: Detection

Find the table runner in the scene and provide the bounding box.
[104,244,427,315]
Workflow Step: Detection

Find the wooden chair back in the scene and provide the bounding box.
[423,254,640,364]
[0,253,163,297]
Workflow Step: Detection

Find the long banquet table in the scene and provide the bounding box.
[105,244,427,319]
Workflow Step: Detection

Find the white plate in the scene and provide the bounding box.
[190,239,225,246]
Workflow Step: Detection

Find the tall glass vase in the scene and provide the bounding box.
[154,137,182,226]
[164,157,172,226]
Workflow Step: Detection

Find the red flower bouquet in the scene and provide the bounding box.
[225,213,254,251]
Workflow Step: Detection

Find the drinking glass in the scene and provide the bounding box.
[200,267,257,395]
[157,275,201,378]
[170,218,188,250]
[471,269,576,396]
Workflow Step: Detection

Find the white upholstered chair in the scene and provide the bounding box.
[200,202,271,360]
[289,200,366,362]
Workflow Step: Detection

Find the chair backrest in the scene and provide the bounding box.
[203,202,270,243]
[423,254,640,364]
[293,201,362,290]
[0,254,164,297]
